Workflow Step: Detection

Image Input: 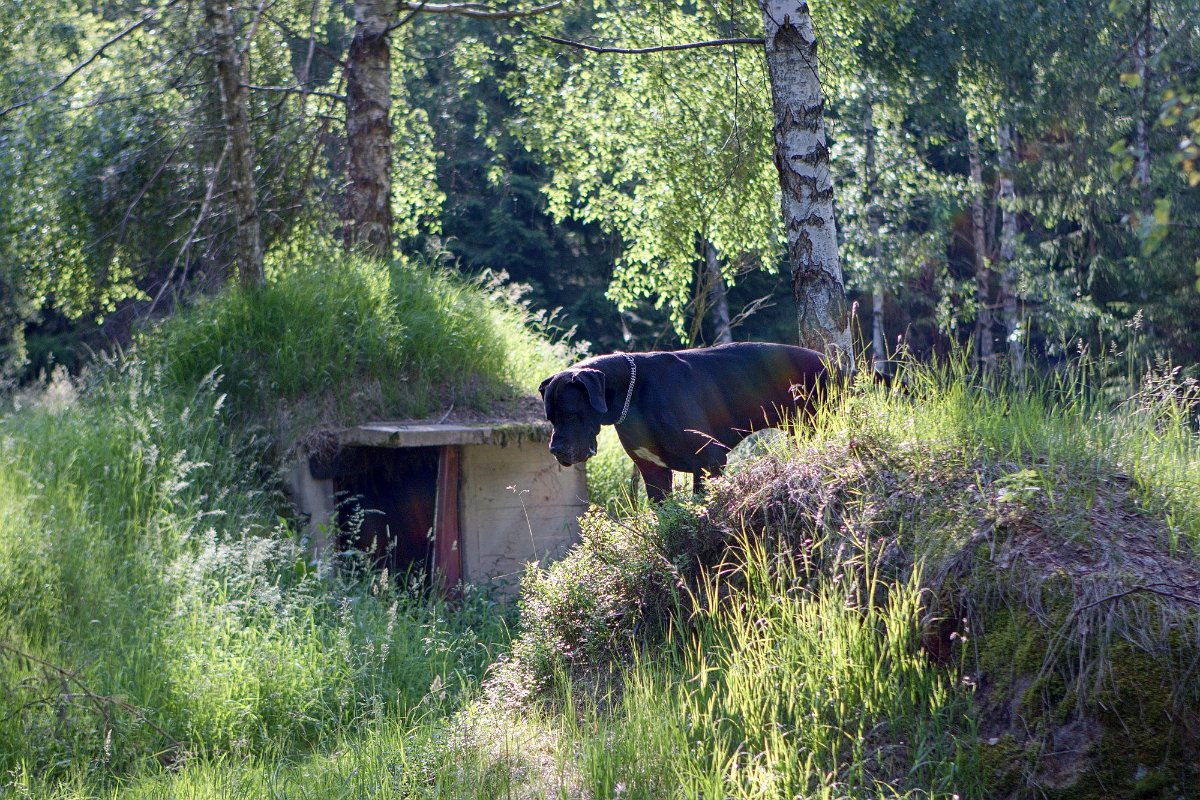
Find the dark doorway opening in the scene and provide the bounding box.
[320,446,440,578]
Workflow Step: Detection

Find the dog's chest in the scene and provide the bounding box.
[616,426,674,469]
[630,445,669,468]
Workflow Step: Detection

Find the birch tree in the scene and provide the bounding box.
[342,0,561,259]
[995,119,1021,376]
[758,0,851,360]
[343,0,395,257]
[521,0,853,354]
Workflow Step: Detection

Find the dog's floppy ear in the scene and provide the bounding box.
[573,368,608,414]
[538,375,552,399]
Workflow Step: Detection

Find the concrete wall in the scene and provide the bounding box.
[459,442,587,591]
[288,426,587,591]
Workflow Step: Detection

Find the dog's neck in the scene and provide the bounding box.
[615,353,636,425]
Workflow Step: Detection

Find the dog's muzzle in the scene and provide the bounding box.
[549,442,596,467]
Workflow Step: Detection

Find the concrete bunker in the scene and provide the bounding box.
[289,422,588,591]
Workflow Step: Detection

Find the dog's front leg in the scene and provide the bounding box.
[635,459,673,502]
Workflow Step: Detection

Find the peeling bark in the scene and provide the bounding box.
[344,0,394,258]
[967,128,993,369]
[204,0,264,287]
[997,120,1022,378]
[758,0,851,362]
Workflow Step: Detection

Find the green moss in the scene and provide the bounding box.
[976,603,1200,799]
[1060,644,1200,799]
[977,605,1049,694]
[976,734,1028,797]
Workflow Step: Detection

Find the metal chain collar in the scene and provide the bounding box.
[616,353,636,425]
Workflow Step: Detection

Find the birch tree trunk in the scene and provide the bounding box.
[204,0,264,288]
[996,120,1022,378]
[344,0,394,258]
[863,94,887,371]
[758,0,851,363]
[967,128,993,370]
[704,240,733,344]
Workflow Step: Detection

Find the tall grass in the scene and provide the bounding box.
[555,538,978,799]
[796,354,1200,554]
[0,361,513,785]
[143,255,575,441]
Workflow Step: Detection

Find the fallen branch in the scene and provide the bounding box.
[0,640,182,749]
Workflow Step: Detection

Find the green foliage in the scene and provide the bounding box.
[508,0,780,340]
[142,251,574,441]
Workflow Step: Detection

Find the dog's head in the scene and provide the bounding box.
[538,367,608,467]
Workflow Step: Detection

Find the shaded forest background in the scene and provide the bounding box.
[1,0,1198,378]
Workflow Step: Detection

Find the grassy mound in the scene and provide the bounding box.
[142,255,575,444]
[489,360,1200,798]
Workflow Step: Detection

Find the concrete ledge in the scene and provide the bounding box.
[337,421,553,449]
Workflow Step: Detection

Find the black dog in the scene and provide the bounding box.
[538,342,834,501]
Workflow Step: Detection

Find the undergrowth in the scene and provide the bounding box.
[0,254,567,790]
[4,292,1199,799]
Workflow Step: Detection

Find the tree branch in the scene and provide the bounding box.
[394,0,563,21]
[540,34,763,55]
[149,140,230,317]
[0,1,180,120]
[263,11,348,68]
[242,83,346,101]
[1073,582,1200,613]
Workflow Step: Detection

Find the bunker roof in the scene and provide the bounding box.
[337,420,552,449]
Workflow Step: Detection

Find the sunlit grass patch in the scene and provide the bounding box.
[143,255,576,443]
[526,535,977,800]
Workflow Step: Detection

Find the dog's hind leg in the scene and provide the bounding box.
[635,459,673,502]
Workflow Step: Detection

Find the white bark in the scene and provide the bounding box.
[997,120,1022,378]
[1133,3,1151,198]
[758,0,851,363]
[967,128,993,369]
[204,0,264,287]
[344,0,394,258]
[864,95,887,371]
